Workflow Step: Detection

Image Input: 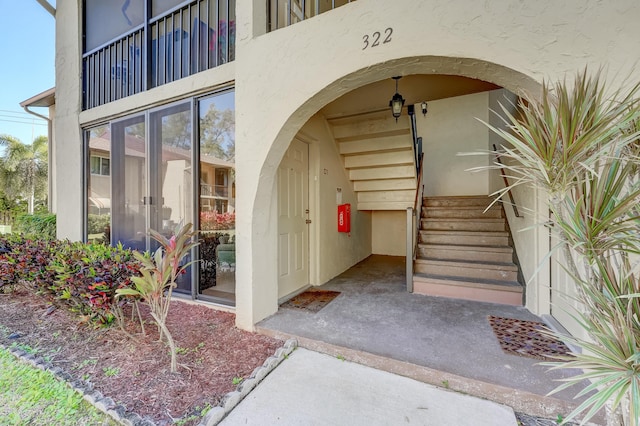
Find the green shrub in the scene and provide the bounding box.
[14,214,56,240]
[87,214,110,235]
[0,235,142,324]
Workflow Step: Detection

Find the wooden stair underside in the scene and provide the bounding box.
[327,110,417,211]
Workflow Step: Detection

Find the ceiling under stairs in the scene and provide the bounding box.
[327,110,417,211]
[413,195,524,306]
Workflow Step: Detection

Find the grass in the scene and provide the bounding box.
[0,347,116,426]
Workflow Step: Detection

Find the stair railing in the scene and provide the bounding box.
[406,152,425,292]
[492,144,521,218]
[407,105,423,178]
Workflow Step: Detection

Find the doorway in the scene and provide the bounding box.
[278,138,310,299]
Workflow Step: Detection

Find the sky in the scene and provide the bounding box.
[0,1,56,145]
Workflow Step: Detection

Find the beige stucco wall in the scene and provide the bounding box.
[300,114,372,286]
[372,211,405,256]
[232,0,639,329]
[55,0,640,330]
[419,92,490,197]
[55,0,83,240]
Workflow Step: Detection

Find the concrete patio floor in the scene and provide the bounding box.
[257,255,595,420]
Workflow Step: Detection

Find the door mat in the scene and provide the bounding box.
[280,290,341,313]
[488,316,572,361]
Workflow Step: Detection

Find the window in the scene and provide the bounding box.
[90,156,110,176]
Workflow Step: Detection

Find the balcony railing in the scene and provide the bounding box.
[83,0,235,110]
[268,0,355,31]
[201,183,229,198]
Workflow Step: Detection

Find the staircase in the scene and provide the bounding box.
[327,110,417,211]
[413,196,523,305]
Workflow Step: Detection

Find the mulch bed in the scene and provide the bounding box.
[280,290,341,313]
[488,316,572,361]
[0,287,282,425]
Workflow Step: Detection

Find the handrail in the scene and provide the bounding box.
[407,105,423,178]
[492,144,521,218]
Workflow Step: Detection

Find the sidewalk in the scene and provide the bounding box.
[220,348,517,426]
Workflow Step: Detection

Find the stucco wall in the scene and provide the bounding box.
[55,1,83,240]
[233,0,639,328]
[301,114,372,285]
[419,92,490,197]
[372,211,405,256]
[55,0,640,330]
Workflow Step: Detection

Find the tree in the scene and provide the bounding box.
[200,105,235,161]
[0,135,48,215]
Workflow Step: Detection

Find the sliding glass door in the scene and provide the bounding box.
[86,90,234,304]
[110,101,193,292]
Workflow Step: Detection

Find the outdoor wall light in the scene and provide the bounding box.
[389,76,405,122]
[421,101,428,117]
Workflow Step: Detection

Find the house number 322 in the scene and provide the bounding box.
[362,28,392,50]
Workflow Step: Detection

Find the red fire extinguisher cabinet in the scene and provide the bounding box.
[338,203,351,233]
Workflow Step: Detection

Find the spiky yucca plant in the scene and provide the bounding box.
[484,69,640,426]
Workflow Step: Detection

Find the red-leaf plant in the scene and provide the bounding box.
[116,223,198,373]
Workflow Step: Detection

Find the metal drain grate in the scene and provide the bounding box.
[488,316,572,361]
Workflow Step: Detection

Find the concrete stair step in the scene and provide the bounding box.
[420,230,509,246]
[424,196,493,208]
[413,273,523,306]
[421,218,505,232]
[418,243,513,263]
[414,258,518,281]
[422,206,503,219]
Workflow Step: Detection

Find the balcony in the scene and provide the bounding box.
[201,183,229,198]
[268,0,356,31]
[83,0,235,109]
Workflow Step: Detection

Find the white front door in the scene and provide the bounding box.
[278,138,310,299]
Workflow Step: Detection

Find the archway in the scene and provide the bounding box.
[236,56,545,330]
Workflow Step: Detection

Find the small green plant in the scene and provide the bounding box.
[52,332,60,338]
[73,359,98,370]
[82,374,91,381]
[116,223,198,373]
[102,367,119,377]
[232,376,243,385]
[556,414,564,424]
[336,354,345,361]
[441,380,449,389]
[176,347,189,355]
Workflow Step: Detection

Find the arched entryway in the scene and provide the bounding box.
[235,56,552,331]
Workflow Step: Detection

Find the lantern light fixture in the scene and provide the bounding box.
[421,101,428,117]
[389,76,405,122]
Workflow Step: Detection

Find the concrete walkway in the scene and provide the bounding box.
[257,255,594,419]
[220,348,517,426]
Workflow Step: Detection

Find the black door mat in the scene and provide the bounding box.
[488,316,572,361]
[280,290,341,313]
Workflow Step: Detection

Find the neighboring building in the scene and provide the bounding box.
[48,0,639,334]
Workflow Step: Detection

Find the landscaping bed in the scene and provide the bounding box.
[0,288,282,425]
